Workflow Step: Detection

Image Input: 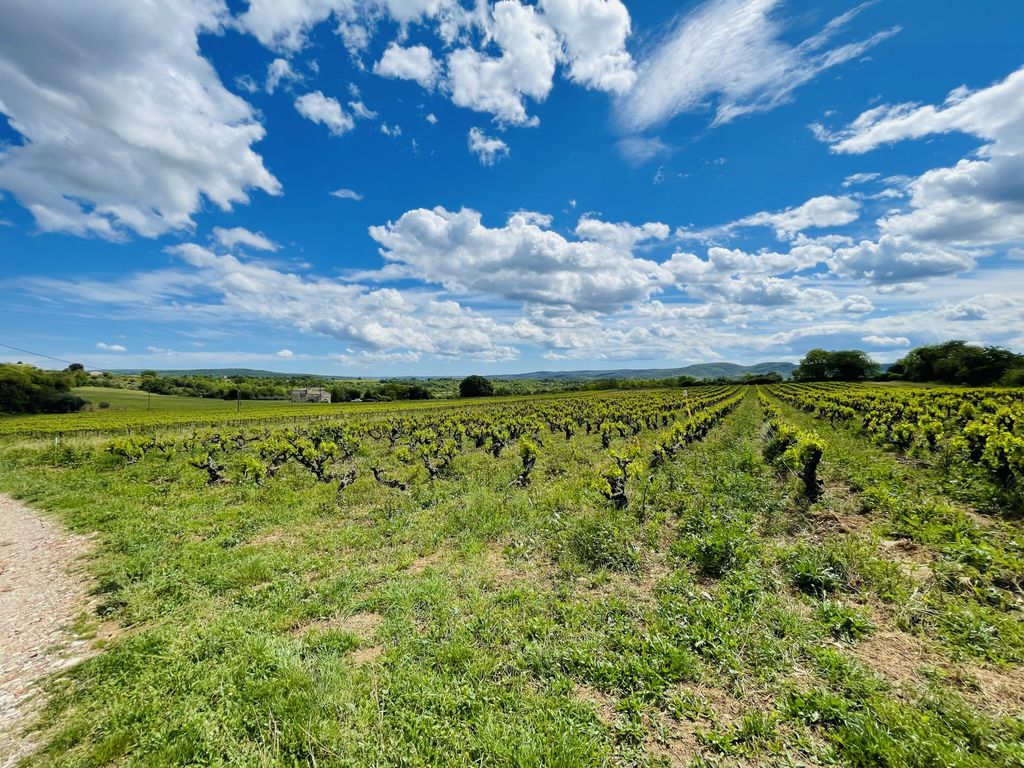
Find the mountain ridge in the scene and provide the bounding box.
[492,362,796,381]
[106,362,797,381]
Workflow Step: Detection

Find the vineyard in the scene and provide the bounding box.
[769,383,1024,492]
[1,383,1023,767]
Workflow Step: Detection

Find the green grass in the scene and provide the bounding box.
[1,388,1022,767]
[72,386,295,412]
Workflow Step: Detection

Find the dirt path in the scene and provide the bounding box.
[0,494,95,766]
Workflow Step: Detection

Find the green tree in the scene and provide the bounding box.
[459,375,494,398]
[405,384,431,400]
[329,385,363,402]
[894,340,1024,385]
[0,364,87,414]
[792,349,879,382]
[63,362,89,386]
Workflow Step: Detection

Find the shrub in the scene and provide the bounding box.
[781,432,824,500]
[598,442,645,510]
[999,367,1024,387]
[107,436,149,464]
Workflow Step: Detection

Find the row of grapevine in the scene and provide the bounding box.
[104,386,746,505]
[769,383,1024,491]
[759,391,825,500]
[2,386,739,438]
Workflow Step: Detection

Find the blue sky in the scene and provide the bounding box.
[1,0,1023,376]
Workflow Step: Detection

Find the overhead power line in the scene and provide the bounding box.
[0,341,98,371]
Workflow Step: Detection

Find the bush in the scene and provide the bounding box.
[999,368,1024,387]
[764,422,825,500]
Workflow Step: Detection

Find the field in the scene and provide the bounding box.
[0,388,559,437]
[71,387,300,412]
[1,384,1023,767]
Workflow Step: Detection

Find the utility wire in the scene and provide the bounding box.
[0,341,99,371]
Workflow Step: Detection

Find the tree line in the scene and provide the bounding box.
[0,363,87,414]
[792,341,1024,385]
[135,372,433,402]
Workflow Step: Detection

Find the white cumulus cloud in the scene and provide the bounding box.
[447,2,559,126]
[367,206,674,313]
[816,66,1024,270]
[168,243,519,360]
[265,57,299,93]
[330,188,364,201]
[823,67,1024,156]
[726,195,861,241]
[374,43,441,88]
[862,335,910,347]
[237,0,638,127]
[0,0,281,240]
[467,128,510,165]
[294,91,355,136]
[212,226,278,252]
[830,235,974,285]
[539,0,635,94]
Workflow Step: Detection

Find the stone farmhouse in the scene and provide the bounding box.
[290,387,331,403]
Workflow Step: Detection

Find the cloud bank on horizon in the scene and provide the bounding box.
[1,0,1022,374]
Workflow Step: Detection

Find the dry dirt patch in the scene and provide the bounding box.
[331,613,384,665]
[350,645,383,664]
[292,611,385,664]
[646,729,700,767]
[335,612,383,638]
[852,629,934,687]
[573,683,618,726]
[292,610,383,638]
[472,544,554,590]
[959,663,1024,715]
[407,552,441,575]
[852,628,1024,716]
[878,538,933,584]
[0,494,95,765]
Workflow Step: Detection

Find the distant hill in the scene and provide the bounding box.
[107,362,797,381]
[493,362,797,381]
